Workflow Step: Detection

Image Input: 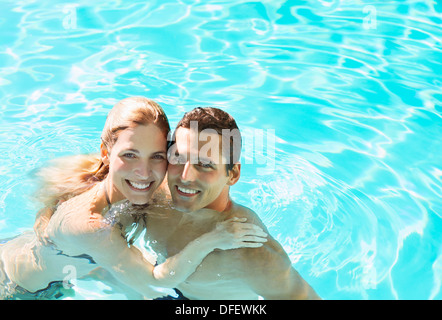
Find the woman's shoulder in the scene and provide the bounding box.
[47,189,109,239]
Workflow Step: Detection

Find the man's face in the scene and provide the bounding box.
[167,127,239,213]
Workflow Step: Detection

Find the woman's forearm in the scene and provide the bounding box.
[83,217,267,298]
[149,217,268,287]
[150,233,216,287]
[84,229,218,298]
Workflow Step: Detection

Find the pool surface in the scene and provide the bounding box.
[0,0,441,299]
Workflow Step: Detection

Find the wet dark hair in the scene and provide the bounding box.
[170,107,242,173]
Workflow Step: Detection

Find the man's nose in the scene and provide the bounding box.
[180,161,196,183]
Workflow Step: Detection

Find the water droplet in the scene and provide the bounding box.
[169,270,175,276]
[217,273,221,277]
[152,240,157,244]
[187,260,192,264]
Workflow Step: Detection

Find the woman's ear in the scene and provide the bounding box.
[227,163,241,186]
[100,142,110,165]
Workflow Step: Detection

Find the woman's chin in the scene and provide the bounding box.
[129,197,150,205]
[123,185,156,205]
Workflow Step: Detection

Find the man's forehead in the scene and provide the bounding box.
[174,127,228,163]
[175,127,221,148]
[175,127,194,142]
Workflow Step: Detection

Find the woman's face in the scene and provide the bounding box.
[103,124,168,205]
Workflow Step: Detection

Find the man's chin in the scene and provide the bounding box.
[172,204,193,213]
[171,200,199,213]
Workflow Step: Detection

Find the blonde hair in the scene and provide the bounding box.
[34,97,170,208]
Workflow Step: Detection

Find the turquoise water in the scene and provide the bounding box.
[0,0,441,300]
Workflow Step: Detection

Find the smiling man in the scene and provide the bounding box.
[167,116,241,213]
[144,107,320,300]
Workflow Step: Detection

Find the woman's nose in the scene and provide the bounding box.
[134,161,151,179]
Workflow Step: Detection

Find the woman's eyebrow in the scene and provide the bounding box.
[124,148,140,153]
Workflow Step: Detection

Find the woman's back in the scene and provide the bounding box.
[0,185,103,294]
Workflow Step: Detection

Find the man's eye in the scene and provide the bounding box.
[198,162,213,169]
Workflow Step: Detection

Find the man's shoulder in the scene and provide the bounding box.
[228,202,267,230]
[229,202,255,215]
[228,202,290,267]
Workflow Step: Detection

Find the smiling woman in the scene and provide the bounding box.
[34,96,171,209]
[101,124,168,205]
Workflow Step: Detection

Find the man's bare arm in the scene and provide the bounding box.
[241,237,320,300]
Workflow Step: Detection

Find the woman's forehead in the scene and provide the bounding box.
[113,125,167,151]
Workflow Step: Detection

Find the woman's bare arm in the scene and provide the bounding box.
[34,207,55,245]
[48,212,268,299]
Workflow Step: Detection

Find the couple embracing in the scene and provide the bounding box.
[0,97,319,300]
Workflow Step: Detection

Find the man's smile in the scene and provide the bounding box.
[175,185,201,197]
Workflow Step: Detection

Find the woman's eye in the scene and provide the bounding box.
[152,154,166,160]
[123,153,136,159]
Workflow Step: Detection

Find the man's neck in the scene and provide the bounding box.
[184,195,233,221]
[205,187,232,212]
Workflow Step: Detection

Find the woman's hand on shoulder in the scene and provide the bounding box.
[204,217,268,251]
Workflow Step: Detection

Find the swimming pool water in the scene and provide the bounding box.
[0,0,441,300]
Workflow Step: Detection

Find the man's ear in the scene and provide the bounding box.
[100,142,110,166]
[227,163,241,186]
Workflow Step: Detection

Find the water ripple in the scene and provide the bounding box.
[0,0,441,299]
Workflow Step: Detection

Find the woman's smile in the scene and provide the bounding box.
[126,179,154,192]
